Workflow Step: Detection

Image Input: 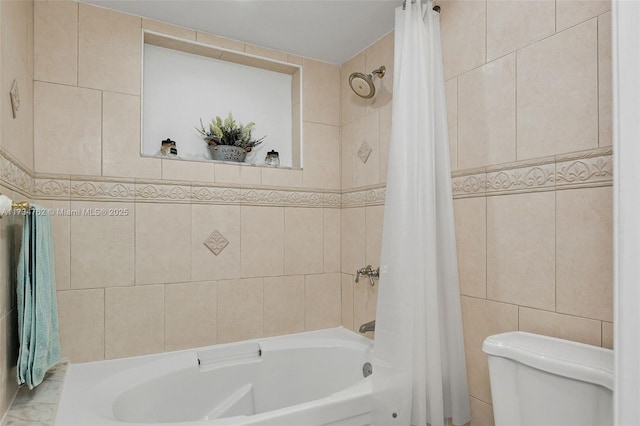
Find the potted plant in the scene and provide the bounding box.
[196,112,266,163]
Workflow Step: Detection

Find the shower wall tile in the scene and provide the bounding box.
[379,103,393,182]
[34,0,78,86]
[602,322,613,349]
[352,112,380,187]
[142,19,196,41]
[34,82,102,176]
[263,275,305,337]
[454,197,486,299]
[599,13,612,147]
[162,159,215,183]
[57,289,104,363]
[440,0,486,80]
[364,31,394,114]
[102,92,161,179]
[214,163,262,186]
[487,192,555,310]
[341,207,365,274]
[518,307,602,347]
[517,20,598,159]
[304,273,342,331]
[556,187,613,322]
[261,168,303,188]
[240,206,284,278]
[70,201,135,289]
[365,205,384,267]
[340,52,367,125]
[135,203,191,284]
[191,204,240,281]
[217,278,264,343]
[165,281,217,351]
[469,396,495,426]
[341,274,355,331]
[35,200,71,291]
[302,123,341,190]
[461,296,518,404]
[323,208,341,273]
[444,79,458,172]
[556,0,611,32]
[341,122,354,190]
[486,0,554,62]
[284,207,324,275]
[105,285,164,359]
[78,4,141,95]
[458,53,516,169]
[302,59,340,126]
[353,274,378,337]
[244,44,288,62]
[196,32,245,52]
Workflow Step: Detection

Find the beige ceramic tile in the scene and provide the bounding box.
[292,70,301,107]
[0,188,16,316]
[341,207,366,274]
[35,200,71,291]
[34,1,78,85]
[162,159,215,183]
[461,296,518,404]
[324,209,341,273]
[352,112,380,187]
[454,198,486,298]
[57,289,104,363]
[458,54,516,169]
[261,168,303,187]
[517,20,598,159]
[486,0,555,61]
[302,123,341,190]
[379,103,392,182]
[217,278,263,343]
[445,79,458,172]
[103,92,161,179]
[288,54,304,65]
[440,0,486,80]
[365,31,394,114]
[2,60,34,170]
[165,281,217,351]
[519,307,602,346]
[556,0,610,32]
[263,275,305,337]
[353,273,378,336]
[341,122,354,190]
[341,274,354,331]
[365,206,384,267]
[556,187,612,322]
[285,208,324,275]
[302,58,340,126]
[292,103,302,168]
[245,44,288,62]
[142,19,196,40]
[1,0,32,77]
[34,82,102,175]
[602,321,613,349]
[70,202,135,288]
[341,52,367,125]
[191,204,240,281]
[78,4,141,95]
[470,396,495,426]
[0,311,18,415]
[214,164,262,185]
[487,192,555,310]
[599,13,612,147]
[305,273,342,331]
[196,32,245,52]
[105,285,164,359]
[135,203,191,284]
[240,206,284,278]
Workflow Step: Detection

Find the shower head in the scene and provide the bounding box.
[348,66,386,99]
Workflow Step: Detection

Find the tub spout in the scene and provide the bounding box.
[359,320,376,333]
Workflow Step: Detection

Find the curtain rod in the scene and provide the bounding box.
[402,0,441,12]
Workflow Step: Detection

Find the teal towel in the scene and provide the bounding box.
[16,205,60,389]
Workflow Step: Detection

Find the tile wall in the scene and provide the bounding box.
[339,1,613,424]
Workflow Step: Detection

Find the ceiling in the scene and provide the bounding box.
[80,0,400,64]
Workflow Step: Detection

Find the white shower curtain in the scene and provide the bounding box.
[371,2,471,426]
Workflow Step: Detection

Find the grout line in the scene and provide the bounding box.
[554,189,557,313]
[596,15,601,147]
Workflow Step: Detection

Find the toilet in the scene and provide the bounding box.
[483,331,613,426]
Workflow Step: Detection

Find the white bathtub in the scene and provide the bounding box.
[55,327,373,426]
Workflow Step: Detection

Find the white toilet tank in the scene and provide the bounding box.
[483,331,613,426]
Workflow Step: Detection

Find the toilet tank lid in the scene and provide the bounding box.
[483,331,613,391]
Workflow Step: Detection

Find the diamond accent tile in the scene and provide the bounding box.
[357,140,372,164]
[203,229,229,256]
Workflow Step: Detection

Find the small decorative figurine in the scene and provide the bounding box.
[161,138,177,157]
[265,150,280,166]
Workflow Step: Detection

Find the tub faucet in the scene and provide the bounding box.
[359,320,376,333]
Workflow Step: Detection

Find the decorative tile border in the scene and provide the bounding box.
[342,186,386,207]
[0,153,34,197]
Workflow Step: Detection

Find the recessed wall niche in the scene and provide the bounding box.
[142,32,302,168]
